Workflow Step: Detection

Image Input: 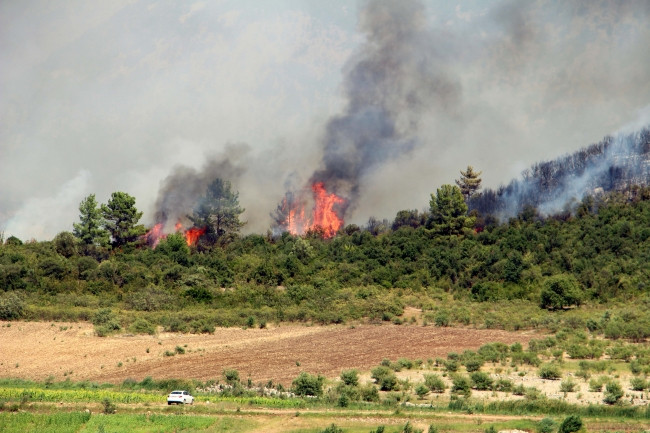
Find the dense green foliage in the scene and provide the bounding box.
[1,188,650,336]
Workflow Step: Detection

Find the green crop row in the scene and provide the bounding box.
[0,387,161,404]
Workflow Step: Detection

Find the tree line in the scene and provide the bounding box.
[2,166,650,336]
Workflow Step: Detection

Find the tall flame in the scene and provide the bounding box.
[278,182,345,238]
[311,182,344,238]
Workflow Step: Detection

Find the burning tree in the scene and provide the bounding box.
[273,182,346,238]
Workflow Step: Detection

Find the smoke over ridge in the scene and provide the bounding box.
[4,0,650,240]
[151,143,249,231]
[309,0,460,211]
[471,126,650,219]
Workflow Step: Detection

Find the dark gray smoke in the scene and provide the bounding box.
[151,143,249,232]
[308,0,460,209]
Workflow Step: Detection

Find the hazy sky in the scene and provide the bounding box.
[2,0,650,240]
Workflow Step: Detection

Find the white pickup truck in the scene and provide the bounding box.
[167,390,194,405]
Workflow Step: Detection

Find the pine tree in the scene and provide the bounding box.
[455,166,482,201]
[101,192,145,248]
[189,178,245,246]
[73,194,109,246]
[428,184,475,235]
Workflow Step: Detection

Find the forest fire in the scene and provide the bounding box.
[277,182,346,238]
[144,222,206,248]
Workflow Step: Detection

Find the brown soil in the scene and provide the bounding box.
[0,320,536,385]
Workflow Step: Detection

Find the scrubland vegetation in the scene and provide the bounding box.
[2,184,650,431]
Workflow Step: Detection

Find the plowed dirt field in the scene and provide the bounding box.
[0,320,535,385]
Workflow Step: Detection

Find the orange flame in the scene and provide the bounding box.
[143,221,206,247]
[144,223,165,248]
[280,182,345,238]
[311,182,344,238]
[184,227,206,246]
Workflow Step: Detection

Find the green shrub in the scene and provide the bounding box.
[494,378,513,392]
[588,377,605,392]
[292,372,324,397]
[360,384,380,402]
[434,310,450,327]
[537,417,555,433]
[512,384,525,395]
[560,378,577,393]
[558,415,582,433]
[630,377,647,391]
[464,356,484,372]
[470,371,494,390]
[189,319,215,334]
[340,369,359,387]
[444,360,459,372]
[128,318,156,335]
[539,275,583,310]
[0,292,24,320]
[424,374,446,393]
[603,381,623,405]
[451,375,471,397]
[524,386,543,401]
[223,369,240,385]
[538,363,562,380]
[93,308,121,336]
[318,424,343,433]
[102,397,116,414]
[415,383,429,398]
[371,366,398,391]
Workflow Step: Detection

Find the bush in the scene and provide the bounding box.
[371,366,398,391]
[630,377,647,391]
[340,369,359,387]
[415,383,429,398]
[102,398,116,414]
[0,292,24,320]
[538,417,555,433]
[93,308,121,336]
[360,384,380,402]
[444,360,459,372]
[464,356,484,372]
[189,319,215,334]
[539,275,583,310]
[538,363,562,380]
[292,372,324,397]
[560,378,577,393]
[223,369,240,385]
[494,378,513,392]
[603,381,623,405]
[558,415,582,433]
[588,377,605,392]
[319,424,343,433]
[424,374,446,393]
[128,318,156,335]
[451,375,471,397]
[470,371,494,390]
[434,310,450,327]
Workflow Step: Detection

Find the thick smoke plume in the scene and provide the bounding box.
[470,127,650,219]
[306,0,460,210]
[151,144,248,231]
